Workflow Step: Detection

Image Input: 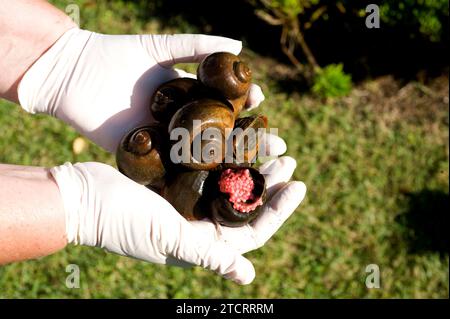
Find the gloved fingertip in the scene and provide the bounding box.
[225,256,255,285]
[262,134,287,157]
[216,38,242,55]
[151,34,242,66]
[270,180,307,212]
[245,84,265,110]
[196,35,242,57]
[260,155,295,175]
[291,181,307,201]
[281,156,297,172]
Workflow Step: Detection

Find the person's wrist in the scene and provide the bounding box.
[2,15,78,103]
[49,162,84,246]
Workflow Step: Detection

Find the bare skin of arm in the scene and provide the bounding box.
[0,164,67,264]
[0,0,76,102]
[0,1,75,264]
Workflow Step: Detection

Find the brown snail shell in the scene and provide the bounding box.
[197,52,252,117]
[230,115,268,165]
[168,98,235,170]
[149,78,207,124]
[161,170,210,221]
[116,125,166,188]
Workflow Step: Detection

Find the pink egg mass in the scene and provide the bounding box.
[218,168,263,213]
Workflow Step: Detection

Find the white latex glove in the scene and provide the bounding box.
[18,27,269,153]
[50,157,306,285]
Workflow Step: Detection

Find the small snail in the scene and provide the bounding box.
[116,125,166,188]
[161,170,210,221]
[198,52,252,117]
[231,115,268,165]
[168,98,235,170]
[150,78,207,125]
[208,167,266,227]
[162,166,266,227]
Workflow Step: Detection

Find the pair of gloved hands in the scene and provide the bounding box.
[19,27,306,285]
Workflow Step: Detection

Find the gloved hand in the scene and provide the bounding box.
[18,27,269,153]
[50,156,306,285]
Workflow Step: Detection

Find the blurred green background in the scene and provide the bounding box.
[0,0,448,298]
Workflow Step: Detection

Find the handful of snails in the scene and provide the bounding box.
[116,52,269,227]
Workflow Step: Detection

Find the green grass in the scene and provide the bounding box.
[0,0,448,298]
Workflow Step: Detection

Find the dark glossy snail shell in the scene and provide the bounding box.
[197,52,252,117]
[116,125,166,188]
[161,170,210,221]
[149,78,208,124]
[231,115,268,165]
[168,98,235,170]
